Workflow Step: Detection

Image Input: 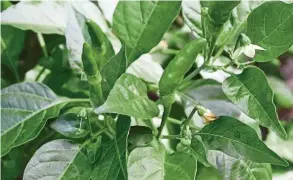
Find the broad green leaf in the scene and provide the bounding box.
[23,139,91,180]
[246,1,293,61]
[128,146,165,180]
[1,82,75,156]
[95,74,159,119]
[232,1,265,24]
[113,0,181,62]
[268,76,293,108]
[208,150,272,180]
[101,46,127,98]
[197,116,288,166]
[86,136,102,163]
[91,115,131,180]
[1,25,25,81]
[222,67,287,139]
[50,113,89,139]
[164,152,197,180]
[1,1,67,34]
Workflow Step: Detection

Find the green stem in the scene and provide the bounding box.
[36,33,48,82]
[181,64,205,85]
[185,106,198,125]
[157,104,172,138]
[161,49,179,55]
[167,117,201,131]
[160,134,180,140]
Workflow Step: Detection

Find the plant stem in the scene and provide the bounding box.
[185,106,198,125]
[160,134,180,140]
[181,64,205,85]
[157,104,172,138]
[36,33,48,82]
[161,49,179,55]
[167,117,201,131]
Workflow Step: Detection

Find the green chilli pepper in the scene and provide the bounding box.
[82,42,102,85]
[159,38,207,96]
[86,20,115,69]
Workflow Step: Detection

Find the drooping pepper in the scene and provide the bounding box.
[159,38,207,97]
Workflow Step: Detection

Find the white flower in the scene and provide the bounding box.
[232,44,265,59]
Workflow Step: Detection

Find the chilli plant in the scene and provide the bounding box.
[1,0,293,180]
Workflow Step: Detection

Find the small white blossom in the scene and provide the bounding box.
[232,44,265,59]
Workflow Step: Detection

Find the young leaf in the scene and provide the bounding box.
[23,139,91,180]
[128,146,165,180]
[222,67,287,139]
[95,74,159,119]
[246,1,293,61]
[1,82,74,156]
[164,152,197,180]
[197,116,288,166]
[182,0,202,37]
[113,0,181,62]
[208,150,272,180]
[50,113,89,139]
[91,115,131,180]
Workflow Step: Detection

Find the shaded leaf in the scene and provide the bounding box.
[246,1,293,61]
[222,67,287,139]
[197,116,288,166]
[113,0,181,62]
[95,74,159,119]
[1,82,72,156]
[23,139,91,180]
[91,115,131,180]
[164,152,197,180]
[128,126,154,148]
[208,150,272,180]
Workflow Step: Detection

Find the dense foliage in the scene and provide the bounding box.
[1,1,293,180]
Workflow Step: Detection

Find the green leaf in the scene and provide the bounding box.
[23,139,91,180]
[86,136,102,163]
[222,67,287,139]
[1,147,24,180]
[101,46,127,98]
[1,82,75,156]
[1,25,25,81]
[197,116,288,166]
[268,76,293,108]
[164,152,197,180]
[113,0,181,62]
[208,150,272,180]
[246,1,293,61]
[91,115,131,180]
[50,113,89,139]
[232,1,264,24]
[95,73,159,119]
[128,146,165,180]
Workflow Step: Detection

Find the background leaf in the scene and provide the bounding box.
[246,1,293,61]
[23,139,91,180]
[197,116,288,166]
[1,82,70,156]
[113,0,181,62]
[222,67,287,139]
[95,73,159,119]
